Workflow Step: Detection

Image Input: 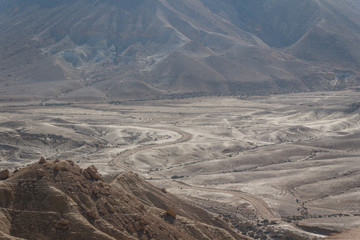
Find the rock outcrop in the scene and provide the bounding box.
[0,159,246,240]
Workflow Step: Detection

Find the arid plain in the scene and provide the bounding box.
[1,90,359,238]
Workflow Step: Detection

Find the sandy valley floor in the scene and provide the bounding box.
[0,90,359,238]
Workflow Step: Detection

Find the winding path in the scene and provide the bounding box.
[173,181,325,238]
[109,126,192,172]
[108,125,278,221]
[174,181,279,221]
[108,125,324,238]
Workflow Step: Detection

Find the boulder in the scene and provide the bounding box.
[86,165,101,180]
[165,207,177,217]
[67,160,74,166]
[82,169,91,179]
[39,157,46,164]
[0,170,9,180]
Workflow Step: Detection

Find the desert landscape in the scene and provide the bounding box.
[1,90,359,239]
[2,0,360,239]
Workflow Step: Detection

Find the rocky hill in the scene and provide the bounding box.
[0,0,360,101]
[0,158,246,240]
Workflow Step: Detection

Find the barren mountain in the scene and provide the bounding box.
[0,158,246,240]
[0,0,360,101]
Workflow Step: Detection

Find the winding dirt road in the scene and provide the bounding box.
[108,125,325,238]
[174,181,279,221]
[173,181,325,238]
[109,126,192,172]
[108,126,279,221]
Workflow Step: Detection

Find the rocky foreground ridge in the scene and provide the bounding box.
[0,158,246,240]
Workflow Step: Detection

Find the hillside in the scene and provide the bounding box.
[0,158,246,240]
[0,0,360,101]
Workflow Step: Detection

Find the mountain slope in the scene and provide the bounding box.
[0,159,246,240]
[287,0,360,69]
[0,0,360,101]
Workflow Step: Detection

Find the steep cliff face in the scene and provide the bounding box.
[0,0,359,102]
[0,159,246,240]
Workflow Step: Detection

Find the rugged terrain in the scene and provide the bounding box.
[1,0,360,101]
[0,158,246,240]
[1,1,360,238]
[0,90,359,239]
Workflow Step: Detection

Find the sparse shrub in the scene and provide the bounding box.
[171,175,184,179]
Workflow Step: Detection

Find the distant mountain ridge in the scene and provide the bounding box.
[0,0,360,102]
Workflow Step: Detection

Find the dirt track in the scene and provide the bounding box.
[107,125,277,221]
[325,227,360,239]
[108,126,281,223]
[174,181,279,221]
[172,181,326,238]
[108,123,326,238]
[109,126,192,172]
